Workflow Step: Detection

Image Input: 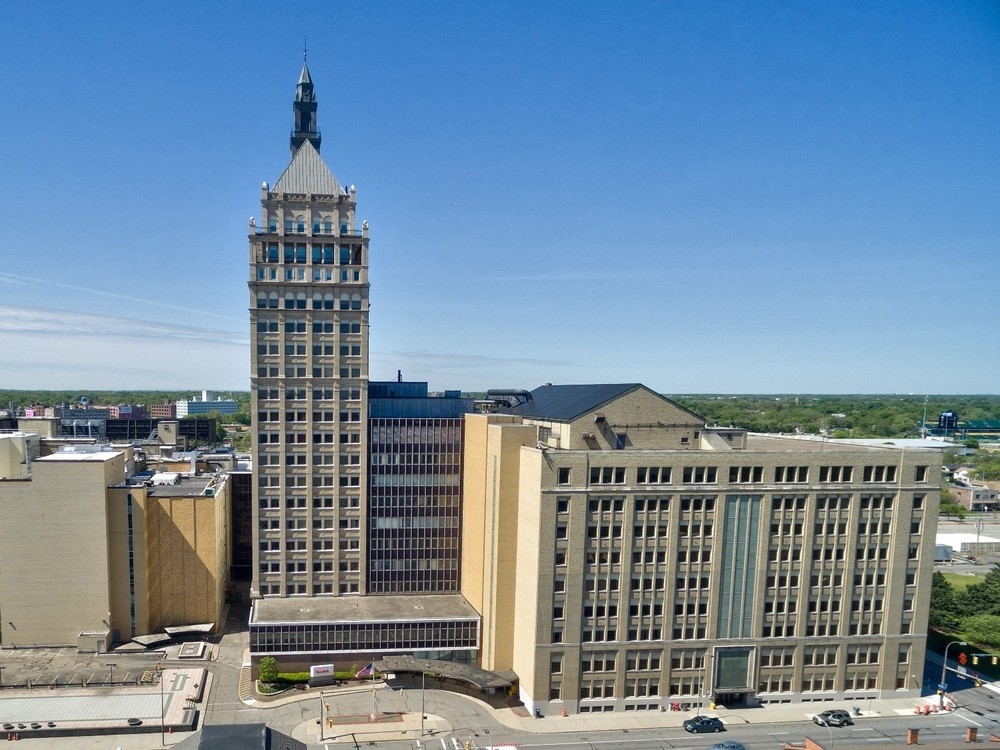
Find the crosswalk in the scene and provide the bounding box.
[237,665,255,703]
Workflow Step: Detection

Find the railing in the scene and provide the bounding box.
[253,227,365,238]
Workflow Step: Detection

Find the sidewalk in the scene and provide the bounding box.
[250,680,944,744]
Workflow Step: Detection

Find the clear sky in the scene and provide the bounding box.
[1,1,997,394]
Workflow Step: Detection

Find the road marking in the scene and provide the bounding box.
[954,713,983,727]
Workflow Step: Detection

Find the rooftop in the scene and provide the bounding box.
[744,434,945,453]
[251,594,479,626]
[147,476,217,498]
[35,450,122,462]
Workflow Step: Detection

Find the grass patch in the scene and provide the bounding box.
[942,572,986,590]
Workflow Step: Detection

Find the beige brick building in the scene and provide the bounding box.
[0,435,230,649]
[249,60,370,599]
[462,384,940,714]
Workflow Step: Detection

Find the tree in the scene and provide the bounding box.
[258,656,278,684]
[955,564,1000,618]
[929,572,960,630]
[939,486,967,519]
[960,614,1000,648]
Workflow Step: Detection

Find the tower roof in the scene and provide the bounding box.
[273,139,343,195]
[298,61,313,86]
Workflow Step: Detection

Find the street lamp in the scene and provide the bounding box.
[104,662,117,687]
[420,663,431,736]
[821,717,834,750]
[160,670,166,747]
[319,691,327,741]
[939,641,967,709]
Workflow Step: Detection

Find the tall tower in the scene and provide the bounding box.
[249,62,370,599]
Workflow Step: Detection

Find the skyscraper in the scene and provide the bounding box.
[250,60,370,599]
[247,67,481,675]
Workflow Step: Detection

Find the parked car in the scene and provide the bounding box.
[684,715,726,733]
[813,709,853,727]
[709,742,746,750]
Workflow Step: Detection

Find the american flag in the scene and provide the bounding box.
[355,663,375,679]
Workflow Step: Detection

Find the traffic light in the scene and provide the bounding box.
[993,656,999,666]
[973,655,980,665]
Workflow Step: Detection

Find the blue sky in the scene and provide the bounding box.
[1,1,997,393]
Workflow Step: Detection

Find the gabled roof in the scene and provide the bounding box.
[273,139,343,195]
[502,383,706,423]
[502,383,639,421]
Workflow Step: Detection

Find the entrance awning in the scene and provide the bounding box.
[375,656,514,690]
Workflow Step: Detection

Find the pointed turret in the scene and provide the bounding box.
[291,60,321,156]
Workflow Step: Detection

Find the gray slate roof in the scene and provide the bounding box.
[273,140,343,196]
[503,383,643,421]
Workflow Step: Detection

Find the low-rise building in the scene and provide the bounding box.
[0,436,231,649]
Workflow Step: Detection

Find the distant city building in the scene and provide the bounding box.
[177,392,238,418]
[150,401,177,419]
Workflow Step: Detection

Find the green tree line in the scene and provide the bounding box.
[670,394,1000,438]
[931,569,1000,648]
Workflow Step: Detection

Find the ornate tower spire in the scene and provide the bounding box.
[290,56,321,156]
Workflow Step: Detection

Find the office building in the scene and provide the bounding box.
[0,435,230,649]
[249,59,370,598]
[462,383,939,714]
[368,380,473,594]
[247,68,487,674]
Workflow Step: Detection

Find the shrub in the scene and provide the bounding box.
[258,656,279,684]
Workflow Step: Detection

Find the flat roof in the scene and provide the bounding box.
[744,434,942,453]
[148,476,216,497]
[35,451,122,462]
[937,533,1000,545]
[251,594,479,626]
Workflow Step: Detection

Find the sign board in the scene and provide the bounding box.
[310,664,335,678]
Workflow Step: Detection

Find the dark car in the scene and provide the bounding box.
[813,709,853,727]
[684,715,726,733]
[709,742,746,750]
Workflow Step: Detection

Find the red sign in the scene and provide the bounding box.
[959,652,967,665]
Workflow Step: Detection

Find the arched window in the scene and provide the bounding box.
[324,293,335,310]
[351,293,362,311]
[268,292,279,309]
[256,292,267,309]
[296,292,307,310]
[285,293,295,309]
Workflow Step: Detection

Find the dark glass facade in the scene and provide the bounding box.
[367,418,464,593]
[250,617,478,655]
